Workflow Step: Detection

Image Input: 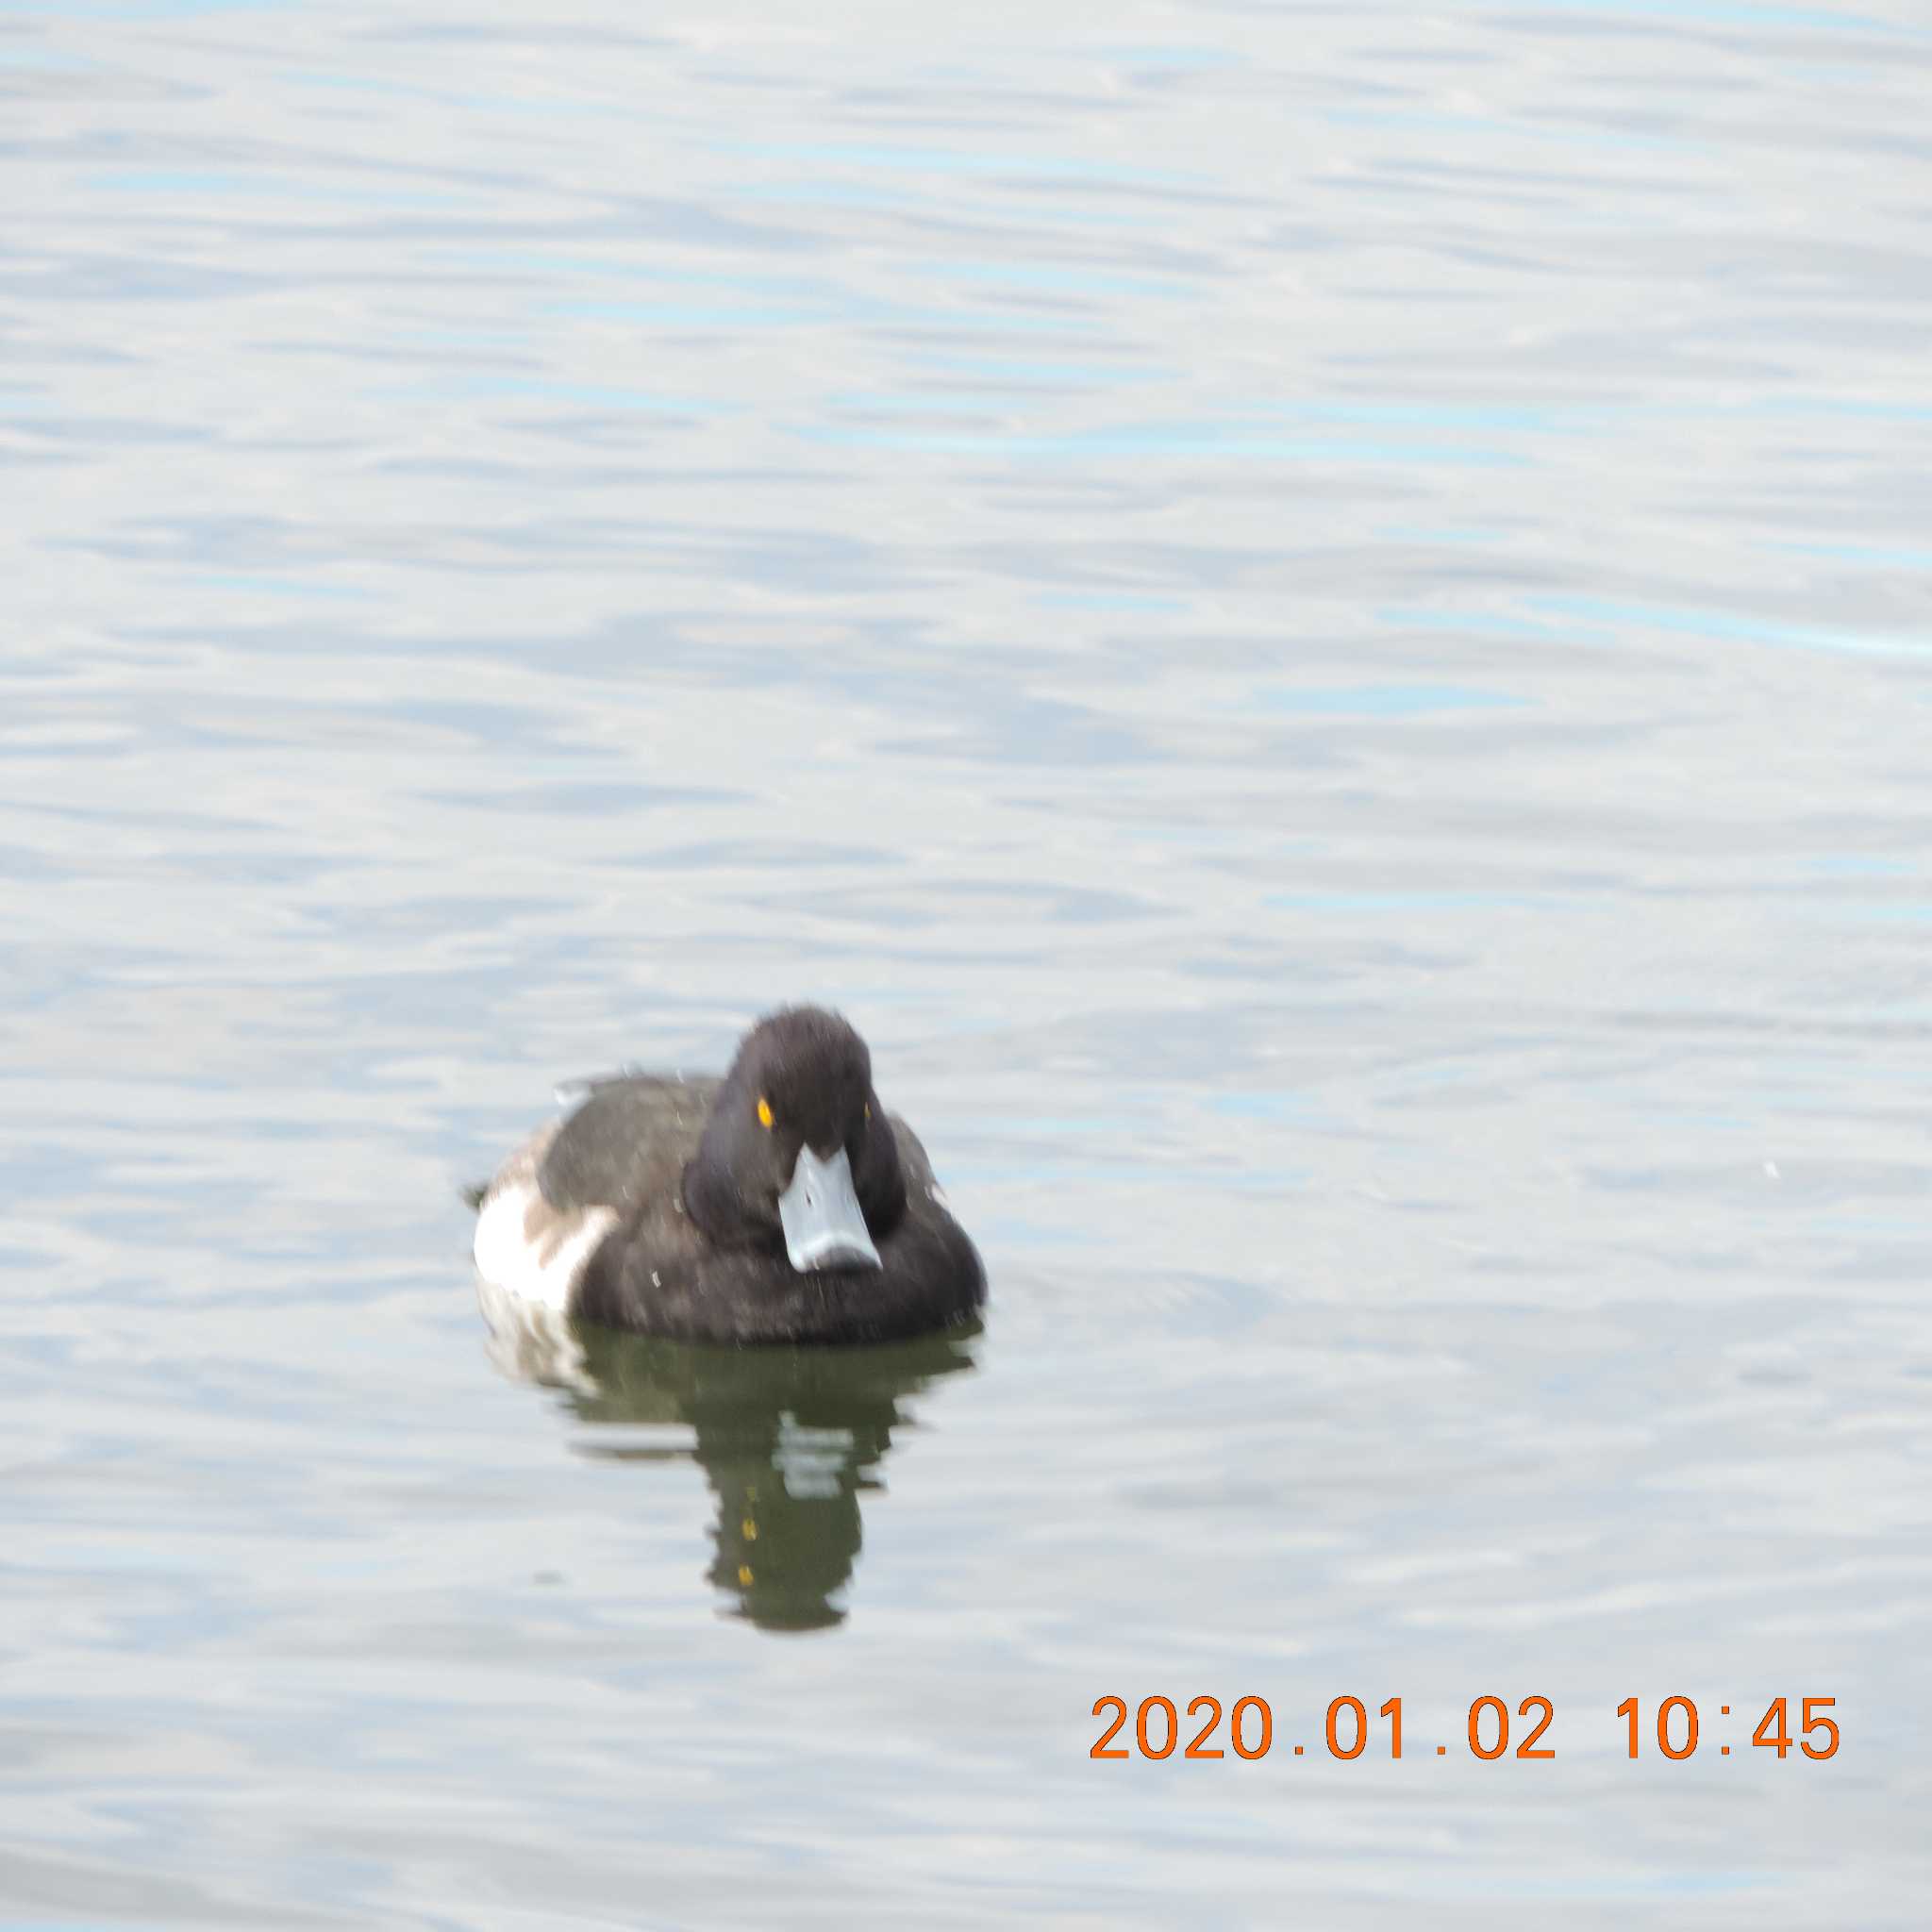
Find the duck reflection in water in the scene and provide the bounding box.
[483,1300,979,1632]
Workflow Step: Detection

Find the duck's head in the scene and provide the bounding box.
[683,1007,908,1273]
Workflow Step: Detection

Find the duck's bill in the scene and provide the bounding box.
[778,1144,883,1273]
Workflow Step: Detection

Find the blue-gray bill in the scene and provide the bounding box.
[777,1144,883,1273]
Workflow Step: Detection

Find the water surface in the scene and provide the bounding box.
[3,1,1930,1924]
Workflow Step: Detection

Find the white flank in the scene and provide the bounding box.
[471,1124,618,1318]
[474,1176,618,1315]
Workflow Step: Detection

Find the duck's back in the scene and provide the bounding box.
[473,1074,712,1322]
[539,1074,716,1214]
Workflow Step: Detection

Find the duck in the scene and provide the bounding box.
[470,1006,985,1346]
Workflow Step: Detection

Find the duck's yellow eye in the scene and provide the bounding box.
[864,1102,872,1121]
[757,1096,774,1129]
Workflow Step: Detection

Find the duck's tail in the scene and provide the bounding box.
[459,1179,490,1212]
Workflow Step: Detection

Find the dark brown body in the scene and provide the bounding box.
[542,1074,985,1346]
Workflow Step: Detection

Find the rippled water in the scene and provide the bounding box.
[4,1,1930,1924]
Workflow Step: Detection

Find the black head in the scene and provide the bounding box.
[682,1007,908,1264]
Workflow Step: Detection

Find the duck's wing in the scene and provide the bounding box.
[538,1074,719,1214]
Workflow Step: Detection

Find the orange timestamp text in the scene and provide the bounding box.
[1091,1694,1840,1763]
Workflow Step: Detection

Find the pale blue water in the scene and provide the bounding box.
[3,1,1930,1925]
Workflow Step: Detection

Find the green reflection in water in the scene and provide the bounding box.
[567,1323,981,1634]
